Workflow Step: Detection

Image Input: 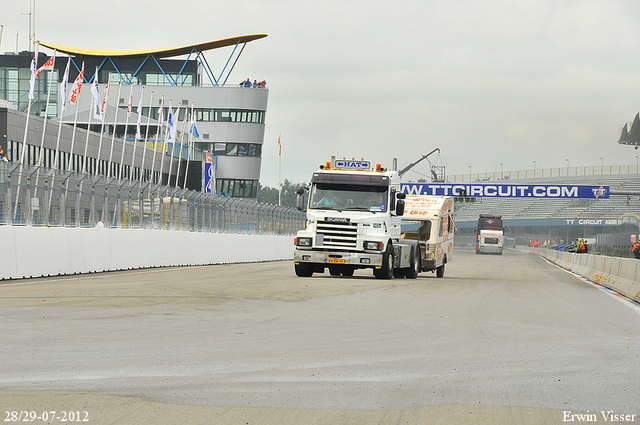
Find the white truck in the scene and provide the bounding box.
[475,214,504,255]
[293,156,453,279]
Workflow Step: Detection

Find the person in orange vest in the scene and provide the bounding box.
[632,241,640,259]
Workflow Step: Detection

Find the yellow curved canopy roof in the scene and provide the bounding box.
[35,34,267,58]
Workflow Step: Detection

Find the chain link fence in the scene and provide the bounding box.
[0,162,304,235]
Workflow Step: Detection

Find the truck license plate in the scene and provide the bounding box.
[327,259,345,264]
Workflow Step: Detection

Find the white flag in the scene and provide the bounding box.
[190,111,202,140]
[135,95,143,140]
[69,63,84,104]
[90,69,102,121]
[35,56,55,78]
[168,105,178,143]
[180,109,188,143]
[158,101,163,126]
[59,57,71,116]
[28,55,37,100]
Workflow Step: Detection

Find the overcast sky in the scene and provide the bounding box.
[3,0,640,187]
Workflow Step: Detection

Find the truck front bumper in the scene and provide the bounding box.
[478,245,503,254]
[294,249,384,268]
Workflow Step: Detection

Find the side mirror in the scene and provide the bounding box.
[296,187,306,211]
[396,199,405,216]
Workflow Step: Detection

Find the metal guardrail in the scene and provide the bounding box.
[0,162,304,235]
[445,164,640,183]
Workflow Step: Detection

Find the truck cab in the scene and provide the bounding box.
[293,157,410,278]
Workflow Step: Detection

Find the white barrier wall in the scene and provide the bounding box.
[0,226,294,280]
[535,248,640,304]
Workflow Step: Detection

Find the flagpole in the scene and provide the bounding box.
[95,72,110,176]
[68,62,84,172]
[33,51,56,197]
[20,50,37,164]
[107,77,123,178]
[278,133,282,206]
[138,89,153,182]
[119,84,134,180]
[81,93,94,174]
[183,104,194,189]
[47,56,71,214]
[129,86,143,180]
[150,95,164,184]
[167,103,179,186]
[14,50,38,221]
[158,98,171,186]
[175,108,187,188]
[53,56,70,171]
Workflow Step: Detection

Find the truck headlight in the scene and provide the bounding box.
[364,241,384,251]
[296,237,312,247]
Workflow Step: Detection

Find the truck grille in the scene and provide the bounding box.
[317,220,358,249]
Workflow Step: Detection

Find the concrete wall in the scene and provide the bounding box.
[0,226,293,280]
[535,248,640,304]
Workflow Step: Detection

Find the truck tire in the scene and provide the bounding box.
[407,246,419,279]
[436,263,445,278]
[295,263,314,277]
[374,244,394,279]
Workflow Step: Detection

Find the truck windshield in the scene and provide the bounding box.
[309,183,388,212]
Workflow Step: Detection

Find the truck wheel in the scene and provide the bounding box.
[374,244,394,279]
[436,263,445,278]
[407,246,419,279]
[295,263,314,277]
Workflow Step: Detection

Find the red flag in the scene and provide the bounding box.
[127,89,133,116]
[278,134,281,156]
[35,56,55,77]
[69,64,84,104]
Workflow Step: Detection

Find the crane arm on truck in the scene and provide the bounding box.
[397,148,440,179]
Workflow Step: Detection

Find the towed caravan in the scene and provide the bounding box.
[400,195,455,277]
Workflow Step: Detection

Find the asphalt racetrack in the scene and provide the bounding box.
[1,248,639,424]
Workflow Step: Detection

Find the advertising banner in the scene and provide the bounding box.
[401,183,609,199]
[203,153,214,194]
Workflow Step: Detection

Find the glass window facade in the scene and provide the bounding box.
[0,66,58,118]
[216,179,258,198]
[197,142,261,157]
